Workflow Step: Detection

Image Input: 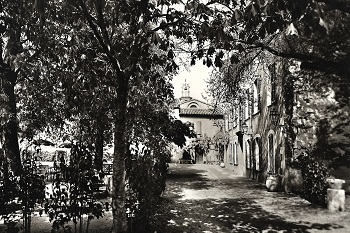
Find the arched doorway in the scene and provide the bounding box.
[195,145,204,164]
[182,150,191,160]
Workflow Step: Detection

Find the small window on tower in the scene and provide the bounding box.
[190,105,197,108]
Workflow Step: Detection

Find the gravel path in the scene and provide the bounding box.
[155,163,350,233]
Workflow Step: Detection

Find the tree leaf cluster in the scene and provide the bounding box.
[184,0,350,80]
[45,143,105,233]
[0,145,45,232]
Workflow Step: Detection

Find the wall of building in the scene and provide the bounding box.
[173,94,225,164]
[179,116,220,138]
[224,61,286,183]
[179,115,224,164]
[221,56,349,193]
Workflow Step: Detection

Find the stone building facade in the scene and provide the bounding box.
[173,81,224,164]
[223,60,286,182]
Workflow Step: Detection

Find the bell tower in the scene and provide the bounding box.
[180,79,192,101]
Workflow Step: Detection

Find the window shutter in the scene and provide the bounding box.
[196,121,202,135]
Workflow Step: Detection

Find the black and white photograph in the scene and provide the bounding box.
[0,0,349,232]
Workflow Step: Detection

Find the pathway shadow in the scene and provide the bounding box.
[167,165,212,190]
[154,197,345,233]
[162,164,347,232]
[167,168,207,181]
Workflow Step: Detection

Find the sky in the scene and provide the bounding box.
[172,62,212,102]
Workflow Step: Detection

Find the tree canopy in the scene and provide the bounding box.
[1,0,350,232]
[1,0,197,232]
[185,0,350,167]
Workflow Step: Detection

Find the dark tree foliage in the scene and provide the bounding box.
[11,1,197,231]
[0,1,197,232]
[163,119,196,148]
[185,0,350,77]
[182,0,350,107]
[4,0,350,231]
[125,146,169,233]
[292,149,330,206]
[46,143,104,233]
[184,0,350,168]
[0,146,45,233]
[124,66,195,232]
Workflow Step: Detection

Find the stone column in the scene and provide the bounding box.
[326,179,346,211]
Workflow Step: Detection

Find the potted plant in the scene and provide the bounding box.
[266,172,281,192]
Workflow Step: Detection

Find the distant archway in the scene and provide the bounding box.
[182,150,191,160]
[195,145,204,164]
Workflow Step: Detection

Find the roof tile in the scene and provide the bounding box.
[179,108,223,116]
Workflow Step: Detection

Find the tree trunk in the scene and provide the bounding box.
[1,16,22,176]
[1,63,21,176]
[112,76,129,233]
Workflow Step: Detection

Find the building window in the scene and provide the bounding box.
[253,138,261,171]
[268,134,275,173]
[252,85,256,114]
[188,102,199,108]
[252,78,261,114]
[239,105,243,131]
[244,90,249,120]
[246,140,251,169]
[196,121,202,136]
[229,143,233,164]
[233,142,238,165]
[228,111,233,130]
[248,89,253,116]
[233,107,238,128]
[269,63,277,103]
[241,96,246,121]
[245,140,252,169]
